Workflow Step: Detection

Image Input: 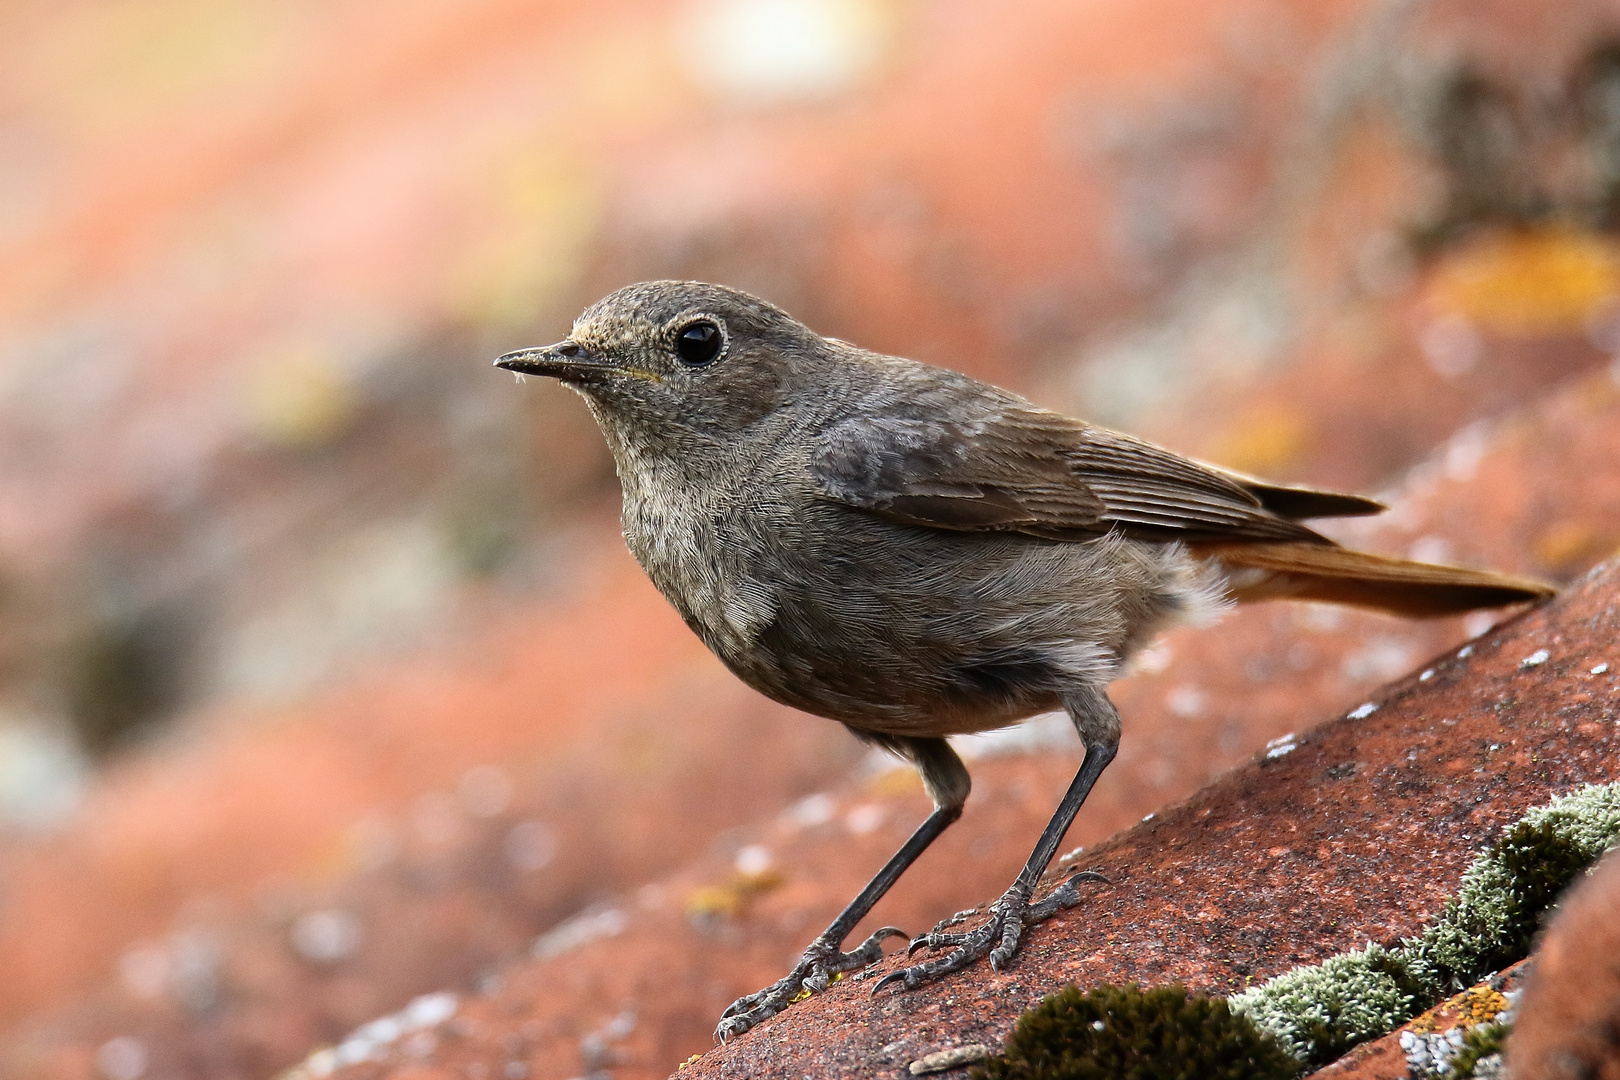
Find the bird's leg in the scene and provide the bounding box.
[714,808,949,1039]
[874,685,1120,995]
[715,736,968,1041]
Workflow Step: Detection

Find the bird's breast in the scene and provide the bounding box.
[618,468,784,658]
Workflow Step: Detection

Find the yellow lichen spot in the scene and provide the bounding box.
[1409,983,1510,1033]
[1428,227,1620,336]
[865,766,923,798]
[788,971,845,1004]
[1534,521,1617,575]
[243,341,357,449]
[677,1053,702,1070]
[685,884,745,922]
[448,141,602,331]
[1212,405,1309,476]
[1455,985,1510,1026]
[684,867,786,925]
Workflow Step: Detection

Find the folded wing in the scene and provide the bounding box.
[809,404,1347,544]
[808,393,1551,615]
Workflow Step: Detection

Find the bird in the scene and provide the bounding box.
[494,280,1553,1041]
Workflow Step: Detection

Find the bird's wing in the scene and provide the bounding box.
[1222,477,1385,520]
[808,404,1337,544]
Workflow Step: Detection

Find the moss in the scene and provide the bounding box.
[1404,783,1620,992]
[1447,1020,1509,1078]
[1232,945,1417,1067]
[1490,819,1592,959]
[1231,783,1620,1069]
[1397,857,1516,1000]
[980,786,1620,1078]
[972,984,1298,1080]
[64,606,191,755]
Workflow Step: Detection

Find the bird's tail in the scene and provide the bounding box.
[1195,542,1555,618]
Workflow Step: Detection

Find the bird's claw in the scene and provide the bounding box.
[872,873,1108,998]
[905,926,964,957]
[1024,868,1108,921]
[1065,868,1111,886]
[901,905,987,956]
[871,893,1025,997]
[933,907,981,933]
[714,926,907,1041]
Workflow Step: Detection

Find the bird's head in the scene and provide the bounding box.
[495,281,833,451]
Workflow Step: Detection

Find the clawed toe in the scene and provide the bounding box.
[713,926,909,1041]
[1026,868,1110,921]
[873,874,1109,998]
[874,913,1007,996]
[1065,868,1110,888]
[905,928,966,956]
[903,906,982,956]
[930,907,980,934]
[871,944,973,996]
[719,993,759,1020]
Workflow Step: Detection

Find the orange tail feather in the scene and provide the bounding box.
[1196,542,1556,618]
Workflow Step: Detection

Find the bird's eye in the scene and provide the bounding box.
[674,320,722,366]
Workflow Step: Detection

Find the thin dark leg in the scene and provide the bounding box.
[1005,737,1116,903]
[874,686,1120,994]
[714,736,969,1041]
[810,802,961,948]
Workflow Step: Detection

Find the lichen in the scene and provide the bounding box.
[971,984,1297,1080]
[1403,782,1620,992]
[1231,782,1620,1068]
[1448,1020,1511,1078]
[1401,984,1520,1080]
[1232,945,1418,1066]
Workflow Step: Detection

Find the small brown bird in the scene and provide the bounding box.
[495,281,1552,1041]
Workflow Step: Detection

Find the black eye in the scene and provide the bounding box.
[675,320,722,366]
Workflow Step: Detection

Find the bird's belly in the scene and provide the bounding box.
[626,496,1214,738]
[718,526,1207,737]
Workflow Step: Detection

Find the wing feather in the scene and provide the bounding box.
[810,402,1345,544]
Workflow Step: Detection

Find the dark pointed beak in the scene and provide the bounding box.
[494,341,610,384]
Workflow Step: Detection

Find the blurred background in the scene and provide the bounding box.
[4,0,1620,1077]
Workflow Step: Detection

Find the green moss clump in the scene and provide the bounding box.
[1232,945,1417,1067]
[1488,817,1592,961]
[1235,782,1620,1067]
[972,983,1299,1080]
[1404,783,1620,993]
[1448,1021,1510,1078]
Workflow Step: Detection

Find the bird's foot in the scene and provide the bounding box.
[715,926,908,1041]
[872,870,1107,996]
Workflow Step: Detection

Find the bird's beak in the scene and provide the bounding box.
[494,341,612,384]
